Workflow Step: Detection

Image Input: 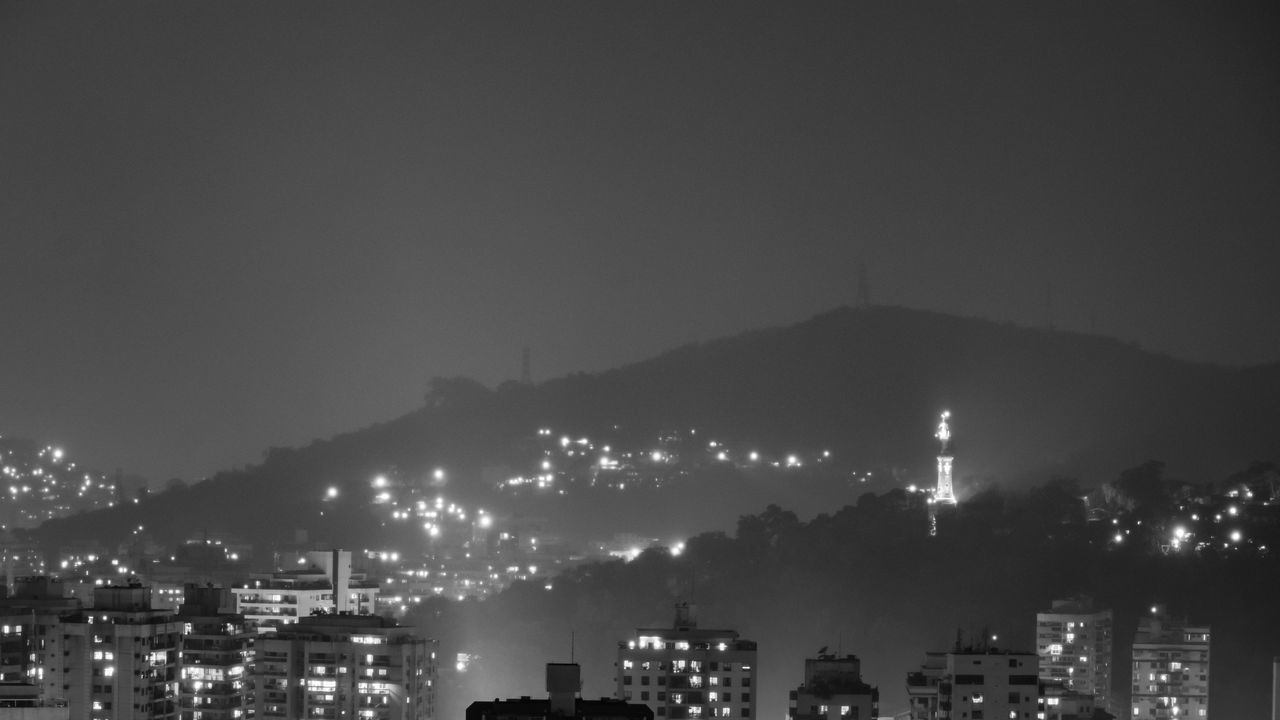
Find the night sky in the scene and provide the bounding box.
[3,1,1278,481]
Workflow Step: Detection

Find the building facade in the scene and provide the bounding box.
[175,585,253,720]
[616,605,757,720]
[253,614,436,720]
[905,648,1038,720]
[0,577,82,689]
[787,655,877,720]
[1038,681,1096,720]
[1036,596,1113,710]
[44,583,182,720]
[1130,606,1209,719]
[231,550,378,632]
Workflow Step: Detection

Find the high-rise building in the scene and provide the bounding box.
[0,577,82,689]
[467,663,653,720]
[45,582,182,720]
[1130,606,1209,720]
[253,614,436,720]
[1036,596,1113,709]
[787,654,877,720]
[905,647,1038,720]
[230,550,378,632]
[616,604,757,720]
[175,585,253,720]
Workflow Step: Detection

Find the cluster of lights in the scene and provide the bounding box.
[0,439,116,528]
[501,426,840,498]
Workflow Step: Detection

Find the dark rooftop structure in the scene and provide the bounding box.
[467,663,654,720]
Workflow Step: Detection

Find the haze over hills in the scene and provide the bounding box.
[29,305,1280,554]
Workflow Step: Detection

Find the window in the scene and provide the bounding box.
[624,676,632,685]
[641,692,650,701]
[742,678,751,687]
[642,676,651,686]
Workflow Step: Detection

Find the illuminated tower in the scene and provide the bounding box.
[934,411,956,504]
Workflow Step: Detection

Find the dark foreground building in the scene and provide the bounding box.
[468,664,652,720]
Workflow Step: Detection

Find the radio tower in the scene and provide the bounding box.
[934,411,956,504]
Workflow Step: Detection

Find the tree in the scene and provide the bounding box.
[423,376,491,408]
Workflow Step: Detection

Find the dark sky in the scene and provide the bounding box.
[2,1,1278,481]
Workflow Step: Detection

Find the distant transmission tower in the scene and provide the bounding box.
[1045,282,1055,330]
[521,346,532,385]
[856,262,872,308]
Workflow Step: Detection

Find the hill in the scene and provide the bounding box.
[28,305,1280,554]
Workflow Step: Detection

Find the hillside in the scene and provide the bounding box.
[29,305,1280,553]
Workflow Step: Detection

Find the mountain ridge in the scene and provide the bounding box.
[28,305,1279,553]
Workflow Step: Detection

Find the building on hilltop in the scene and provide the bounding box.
[1035,595,1113,711]
[905,644,1038,720]
[1130,605,1209,719]
[253,613,436,720]
[230,550,378,633]
[468,663,653,720]
[43,582,182,720]
[787,654,877,720]
[616,604,757,720]
[175,584,252,720]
